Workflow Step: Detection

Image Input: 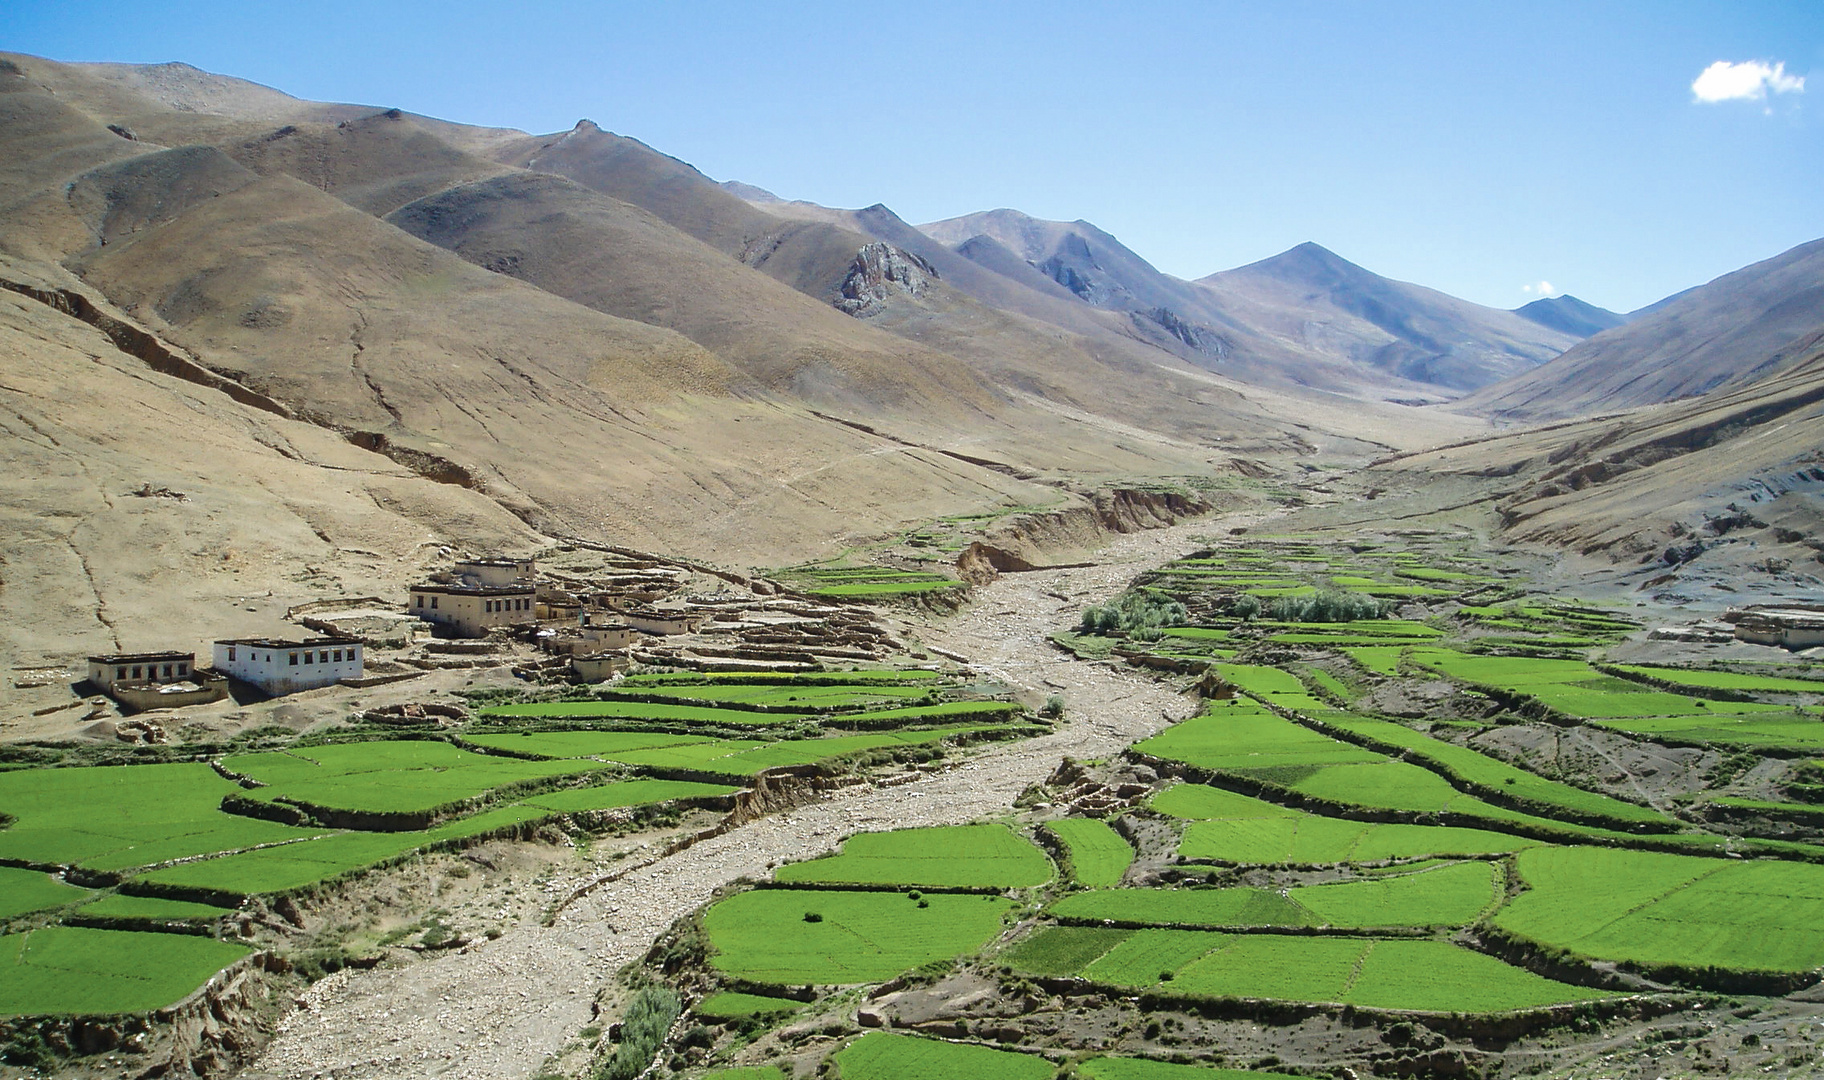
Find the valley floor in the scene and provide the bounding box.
[240,516,1244,1079]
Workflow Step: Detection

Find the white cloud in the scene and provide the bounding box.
[1521,280,1557,297]
[1692,60,1805,104]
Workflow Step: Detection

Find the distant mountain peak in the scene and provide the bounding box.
[1512,294,1627,339]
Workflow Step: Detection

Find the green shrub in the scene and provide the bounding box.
[595,988,681,1080]
[1266,590,1392,622]
[1081,593,1190,637]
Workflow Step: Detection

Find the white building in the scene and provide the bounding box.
[453,558,535,588]
[213,637,363,696]
[409,584,536,638]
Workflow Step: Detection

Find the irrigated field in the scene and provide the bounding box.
[225,741,607,815]
[0,927,252,1015]
[1045,818,1134,887]
[0,763,325,873]
[833,1031,1052,1080]
[1493,847,1824,974]
[1048,861,1495,929]
[774,824,1052,888]
[0,866,91,919]
[701,889,1013,984]
[1016,929,1611,1011]
[477,700,808,725]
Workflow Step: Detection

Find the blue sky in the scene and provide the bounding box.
[6,0,1818,311]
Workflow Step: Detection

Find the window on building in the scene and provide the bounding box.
[162,664,172,678]
[116,666,126,680]
[226,649,235,662]
[288,653,299,666]
[430,596,439,609]
[415,595,423,607]
[178,663,188,675]
[305,652,315,664]
[131,666,142,679]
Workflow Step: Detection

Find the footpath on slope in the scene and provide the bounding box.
[244,514,1252,1080]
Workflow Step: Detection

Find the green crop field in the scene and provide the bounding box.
[1494,847,1824,974]
[515,779,737,813]
[1610,665,1824,694]
[824,701,1024,726]
[0,762,324,873]
[1134,703,1383,773]
[225,741,606,815]
[1050,862,1494,929]
[833,1032,1052,1080]
[1409,651,1788,720]
[1151,782,1538,864]
[774,824,1052,888]
[461,731,716,758]
[477,700,807,725]
[1046,819,1134,887]
[1083,1057,1291,1079]
[701,888,1013,983]
[76,894,232,921]
[619,684,930,708]
[1289,861,1497,927]
[693,991,802,1019]
[1083,928,1231,984]
[0,926,252,1015]
[1215,664,1329,711]
[136,803,550,898]
[1587,714,1824,751]
[1050,887,1308,927]
[1345,646,1407,676]
[1310,715,1667,825]
[1002,926,1134,976]
[1057,932,1611,1011]
[0,866,91,919]
[1285,760,1560,830]
[619,670,943,685]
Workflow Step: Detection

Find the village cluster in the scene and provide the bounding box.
[79,551,910,718]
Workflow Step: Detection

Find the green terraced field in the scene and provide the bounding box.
[0,926,252,1015]
[1083,1058,1290,1079]
[1410,651,1788,720]
[833,1032,1052,1080]
[1312,715,1668,826]
[514,779,737,812]
[0,866,91,919]
[774,824,1052,888]
[1045,819,1134,887]
[693,991,802,1019]
[1154,784,1540,864]
[461,731,716,758]
[136,804,551,898]
[477,700,807,725]
[1494,847,1824,974]
[824,701,1024,726]
[1059,931,1611,1011]
[701,889,1013,983]
[619,670,943,685]
[1586,714,1824,751]
[1050,887,1308,927]
[1050,862,1494,929]
[76,894,232,921]
[1290,860,1497,927]
[1345,646,1408,676]
[1134,702,1383,773]
[225,741,606,814]
[0,763,324,873]
[1002,926,1135,976]
[1610,666,1824,694]
[618,684,930,708]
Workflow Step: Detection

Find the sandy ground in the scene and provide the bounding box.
[240,514,1253,1080]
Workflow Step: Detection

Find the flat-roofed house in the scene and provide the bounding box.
[409,584,536,638]
[213,638,363,696]
[87,651,195,694]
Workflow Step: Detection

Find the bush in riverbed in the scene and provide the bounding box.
[1080,593,1189,638]
[1266,590,1392,622]
[594,988,680,1080]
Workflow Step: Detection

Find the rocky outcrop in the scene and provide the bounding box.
[835,243,935,317]
[1137,306,1232,359]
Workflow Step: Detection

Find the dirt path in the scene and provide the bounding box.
[243,514,1249,1080]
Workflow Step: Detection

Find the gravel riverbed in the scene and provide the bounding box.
[244,515,1245,1080]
